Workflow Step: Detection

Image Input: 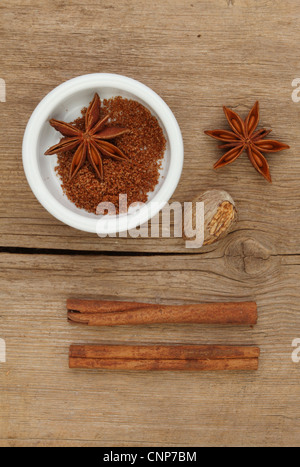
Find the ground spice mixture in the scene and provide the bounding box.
[55,97,166,213]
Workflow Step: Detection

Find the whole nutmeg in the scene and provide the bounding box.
[183,190,237,247]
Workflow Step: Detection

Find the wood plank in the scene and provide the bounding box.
[0,0,299,252]
[0,252,299,446]
[0,0,299,450]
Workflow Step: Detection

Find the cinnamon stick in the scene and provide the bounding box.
[67,299,257,326]
[70,344,260,361]
[67,298,154,314]
[69,345,260,371]
[69,357,259,371]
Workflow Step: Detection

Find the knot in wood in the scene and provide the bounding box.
[225,236,273,276]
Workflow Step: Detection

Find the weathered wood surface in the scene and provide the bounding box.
[0,252,299,447]
[0,0,299,252]
[0,0,300,448]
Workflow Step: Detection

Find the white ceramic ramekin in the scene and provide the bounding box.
[22,74,184,234]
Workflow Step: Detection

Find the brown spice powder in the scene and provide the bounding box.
[55,96,166,214]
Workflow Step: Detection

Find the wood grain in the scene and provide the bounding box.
[0,0,300,448]
[0,0,299,252]
[0,252,299,446]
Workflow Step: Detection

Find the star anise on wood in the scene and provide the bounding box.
[45,93,129,181]
[205,101,290,182]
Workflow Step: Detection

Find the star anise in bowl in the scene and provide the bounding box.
[45,93,129,181]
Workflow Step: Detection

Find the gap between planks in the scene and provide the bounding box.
[0,246,211,257]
